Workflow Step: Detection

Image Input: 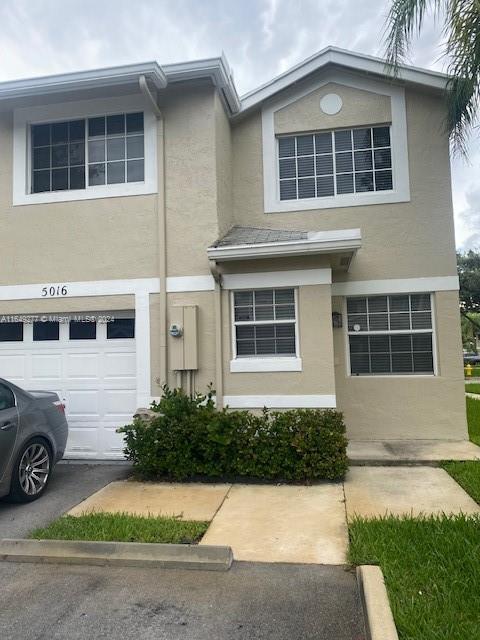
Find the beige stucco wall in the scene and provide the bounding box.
[0,71,466,442]
[0,294,134,315]
[274,82,391,134]
[165,290,217,392]
[160,85,222,277]
[332,290,467,440]
[222,283,336,397]
[232,86,457,281]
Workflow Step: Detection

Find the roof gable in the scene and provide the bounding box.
[239,46,448,114]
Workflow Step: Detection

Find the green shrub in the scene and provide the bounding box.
[118,386,348,482]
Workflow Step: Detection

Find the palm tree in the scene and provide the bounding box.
[385,0,480,153]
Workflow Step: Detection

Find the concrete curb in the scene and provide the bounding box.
[356,565,398,640]
[0,538,233,571]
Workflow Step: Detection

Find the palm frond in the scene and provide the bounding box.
[444,0,480,152]
[385,0,480,154]
[384,0,441,70]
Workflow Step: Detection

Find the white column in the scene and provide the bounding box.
[135,291,151,408]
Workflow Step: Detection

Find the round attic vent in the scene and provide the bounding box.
[320,93,343,115]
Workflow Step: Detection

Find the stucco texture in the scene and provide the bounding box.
[232,86,457,281]
[273,82,391,134]
[332,290,467,440]
[222,282,336,397]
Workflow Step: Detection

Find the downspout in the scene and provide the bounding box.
[209,260,224,409]
[139,75,168,388]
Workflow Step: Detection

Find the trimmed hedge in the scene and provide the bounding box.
[118,387,348,482]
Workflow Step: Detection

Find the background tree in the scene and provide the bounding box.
[457,250,480,350]
[457,250,480,311]
[385,0,480,153]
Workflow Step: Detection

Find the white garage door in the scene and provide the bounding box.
[0,314,136,459]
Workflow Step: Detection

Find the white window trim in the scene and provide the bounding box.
[230,287,302,373]
[262,70,410,213]
[343,293,438,377]
[223,268,331,290]
[223,395,336,408]
[13,94,157,205]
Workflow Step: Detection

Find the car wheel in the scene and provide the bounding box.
[8,438,52,503]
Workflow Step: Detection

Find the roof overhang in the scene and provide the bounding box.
[162,54,240,114]
[208,228,361,270]
[0,62,168,100]
[239,46,449,114]
[0,55,241,115]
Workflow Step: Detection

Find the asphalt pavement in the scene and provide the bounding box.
[0,463,365,640]
[0,561,365,640]
[0,462,130,538]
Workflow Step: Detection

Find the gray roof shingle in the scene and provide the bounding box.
[213,226,308,247]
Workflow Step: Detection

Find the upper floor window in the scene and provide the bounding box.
[278,126,392,201]
[31,112,144,194]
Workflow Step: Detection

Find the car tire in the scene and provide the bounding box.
[7,438,53,503]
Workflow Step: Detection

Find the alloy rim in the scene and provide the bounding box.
[19,444,50,495]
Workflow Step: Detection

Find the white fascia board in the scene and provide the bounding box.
[230,357,303,373]
[222,268,332,290]
[332,275,459,296]
[240,46,448,112]
[0,277,160,301]
[208,229,361,262]
[163,55,241,114]
[223,395,337,408]
[166,275,215,292]
[0,62,167,100]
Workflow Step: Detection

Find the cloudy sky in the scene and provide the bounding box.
[0,0,478,249]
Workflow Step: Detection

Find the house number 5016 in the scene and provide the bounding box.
[41,285,68,297]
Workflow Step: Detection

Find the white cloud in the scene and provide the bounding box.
[0,0,477,249]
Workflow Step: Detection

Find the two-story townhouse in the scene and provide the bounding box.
[0,47,467,458]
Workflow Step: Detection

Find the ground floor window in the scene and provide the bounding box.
[347,293,434,375]
[232,288,297,357]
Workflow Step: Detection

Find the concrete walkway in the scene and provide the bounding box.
[200,484,348,564]
[63,462,480,565]
[68,480,231,521]
[348,439,480,464]
[344,467,480,518]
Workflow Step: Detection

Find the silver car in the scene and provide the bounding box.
[0,379,68,502]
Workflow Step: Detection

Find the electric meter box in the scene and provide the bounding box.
[170,305,198,371]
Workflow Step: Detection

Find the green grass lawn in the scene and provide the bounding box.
[349,514,480,640]
[443,461,480,505]
[466,395,480,446]
[465,382,480,394]
[30,512,209,544]
[464,366,480,378]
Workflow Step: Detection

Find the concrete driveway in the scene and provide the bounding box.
[0,561,365,640]
[0,463,130,538]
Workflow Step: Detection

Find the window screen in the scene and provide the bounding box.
[233,289,297,357]
[31,112,144,193]
[278,126,392,201]
[347,294,434,375]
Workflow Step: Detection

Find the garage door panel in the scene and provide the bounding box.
[66,427,100,457]
[101,426,127,458]
[1,315,137,459]
[31,353,62,380]
[66,352,100,379]
[104,389,137,416]
[104,351,136,379]
[0,353,26,381]
[65,389,101,417]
